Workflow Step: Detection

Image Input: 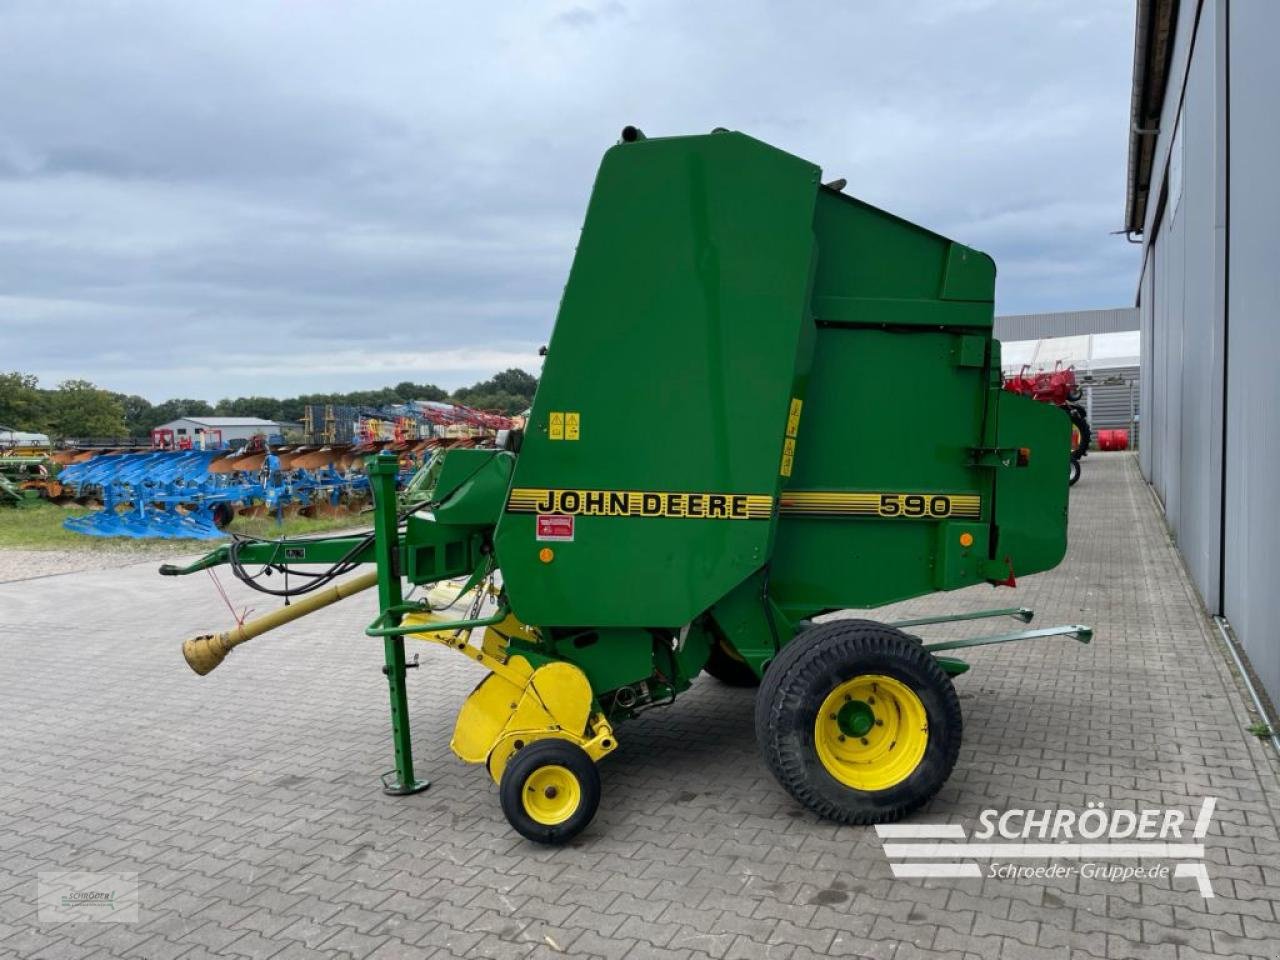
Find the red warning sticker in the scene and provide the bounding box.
[535,514,575,542]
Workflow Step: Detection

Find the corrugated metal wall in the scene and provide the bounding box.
[995,307,1138,341]
[1137,0,1280,705]
[1174,0,1225,611]
[1139,264,1154,477]
[1084,371,1139,434]
[1138,0,1222,610]
[1223,0,1280,706]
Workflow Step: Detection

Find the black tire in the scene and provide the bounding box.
[211,502,235,529]
[499,739,601,845]
[755,620,962,824]
[1069,458,1082,486]
[703,640,761,687]
[1066,403,1091,459]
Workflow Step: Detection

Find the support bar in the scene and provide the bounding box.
[890,606,1034,629]
[366,603,511,639]
[922,623,1093,654]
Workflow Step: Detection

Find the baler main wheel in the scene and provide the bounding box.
[499,739,601,845]
[755,620,961,824]
[703,640,760,687]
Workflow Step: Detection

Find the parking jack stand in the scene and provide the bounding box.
[370,452,430,796]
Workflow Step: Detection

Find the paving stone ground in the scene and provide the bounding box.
[1,452,1278,959]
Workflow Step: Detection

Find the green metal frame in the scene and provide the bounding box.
[158,536,377,576]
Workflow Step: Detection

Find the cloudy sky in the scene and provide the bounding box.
[0,0,1139,403]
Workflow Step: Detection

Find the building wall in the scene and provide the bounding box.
[1223,0,1280,704]
[994,307,1137,341]
[161,420,280,444]
[1137,0,1280,703]
[1138,0,1223,608]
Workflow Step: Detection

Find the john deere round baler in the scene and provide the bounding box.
[164,128,1088,843]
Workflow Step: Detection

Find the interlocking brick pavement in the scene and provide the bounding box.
[1,453,1278,959]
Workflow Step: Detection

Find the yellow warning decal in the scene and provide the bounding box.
[547,411,581,441]
[785,398,803,438]
[779,438,796,478]
[780,491,981,519]
[507,488,773,520]
[779,397,803,477]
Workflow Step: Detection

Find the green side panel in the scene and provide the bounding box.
[769,326,995,618]
[764,187,1002,622]
[510,625,711,702]
[544,629,656,695]
[808,189,995,328]
[708,568,795,674]
[496,131,821,627]
[991,392,1071,577]
[429,449,514,526]
[401,518,487,586]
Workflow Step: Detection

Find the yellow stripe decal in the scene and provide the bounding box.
[779,491,981,519]
[507,488,773,520]
[508,489,979,521]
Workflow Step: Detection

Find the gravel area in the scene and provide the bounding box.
[0,544,195,583]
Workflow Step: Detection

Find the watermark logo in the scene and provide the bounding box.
[38,872,139,923]
[877,798,1217,898]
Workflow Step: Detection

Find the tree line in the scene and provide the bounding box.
[0,368,539,440]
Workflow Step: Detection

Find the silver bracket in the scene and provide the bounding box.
[890,606,1034,629]
[922,623,1093,654]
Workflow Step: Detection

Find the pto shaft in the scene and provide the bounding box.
[182,570,379,675]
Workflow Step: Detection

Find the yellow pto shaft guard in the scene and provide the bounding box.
[182,569,380,675]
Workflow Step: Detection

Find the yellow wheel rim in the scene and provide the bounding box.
[814,674,928,791]
[521,765,582,825]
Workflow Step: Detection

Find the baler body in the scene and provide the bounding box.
[494,130,1068,674]
[168,130,1081,841]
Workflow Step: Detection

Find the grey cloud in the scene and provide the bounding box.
[0,0,1139,400]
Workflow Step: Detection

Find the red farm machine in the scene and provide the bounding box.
[1003,363,1091,485]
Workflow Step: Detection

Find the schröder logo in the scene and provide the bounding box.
[876,797,1217,897]
[38,872,139,923]
[975,800,1194,840]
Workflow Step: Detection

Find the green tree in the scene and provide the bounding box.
[489,368,539,399]
[48,380,127,438]
[453,368,538,413]
[214,396,284,420]
[113,393,156,438]
[0,372,46,430]
[451,390,529,415]
[393,381,447,402]
[149,398,215,426]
